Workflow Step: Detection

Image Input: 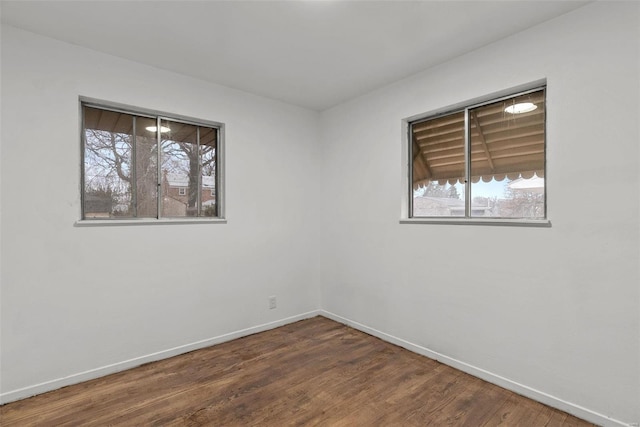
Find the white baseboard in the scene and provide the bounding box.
[320,310,634,427]
[0,310,321,405]
[2,308,635,427]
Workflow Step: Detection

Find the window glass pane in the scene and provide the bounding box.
[135,117,158,218]
[83,106,134,218]
[411,112,465,217]
[199,126,217,217]
[469,90,545,218]
[160,120,199,217]
[82,104,223,221]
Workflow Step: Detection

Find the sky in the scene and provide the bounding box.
[470,179,508,198]
[415,176,544,200]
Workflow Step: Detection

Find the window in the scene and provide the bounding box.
[409,87,546,222]
[81,101,224,220]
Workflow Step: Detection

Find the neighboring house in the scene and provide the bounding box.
[413,196,492,217]
[164,172,216,216]
[413,196,464,217]
[162,195,188,217]
[508,176,544,193]
[85,173,217,218]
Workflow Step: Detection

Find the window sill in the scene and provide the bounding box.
[75,218,227,227]
[400,218,551,227]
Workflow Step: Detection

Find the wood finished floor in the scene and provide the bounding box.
[1,316,594,426]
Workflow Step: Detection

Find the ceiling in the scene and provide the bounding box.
[1,1,588,111]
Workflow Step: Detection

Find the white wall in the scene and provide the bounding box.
[0,25,321,400]
[319,3,639,426]
[2,3,639,426]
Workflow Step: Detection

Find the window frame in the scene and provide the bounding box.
[401,83,550,227]
[77,97,226,226]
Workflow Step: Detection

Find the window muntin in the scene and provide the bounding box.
[410,88,545,220]
[82,103,221,220]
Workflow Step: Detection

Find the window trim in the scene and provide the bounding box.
[75,218,227,227]
[399,217,550,227]
[78,97,225,224]
[401,81,550,227]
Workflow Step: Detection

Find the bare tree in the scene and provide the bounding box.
[499,185,544,218]
[161,139,215,216]
[85,129,157,216]
[85,123,216,217]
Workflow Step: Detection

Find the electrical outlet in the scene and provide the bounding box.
[269,296,277,309]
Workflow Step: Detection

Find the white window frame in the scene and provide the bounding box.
[178,188,186,196]
[76,97,226,226]
[400,82,550,227]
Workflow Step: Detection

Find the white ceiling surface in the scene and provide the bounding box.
[1,1,588,111]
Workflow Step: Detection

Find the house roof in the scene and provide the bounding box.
[166,173,215,189]
[508,176,545,193]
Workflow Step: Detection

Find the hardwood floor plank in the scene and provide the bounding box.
[0,316,595,426]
